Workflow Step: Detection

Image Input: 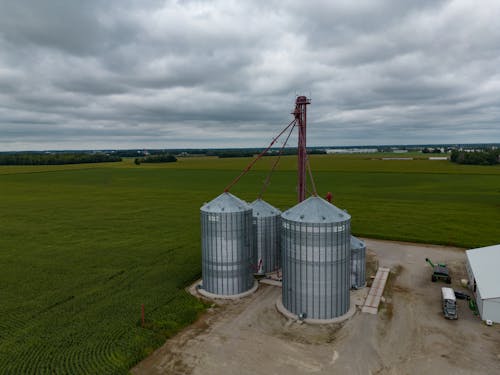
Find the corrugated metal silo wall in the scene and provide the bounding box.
[253,215,281,273]
[282,219,351,319]
[201,210,254,295]
[351,245,366,289]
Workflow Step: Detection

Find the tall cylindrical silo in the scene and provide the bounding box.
[200,192,254,296]
[281,196,351,320]
[250,199,281,274]
[350,236,366,289]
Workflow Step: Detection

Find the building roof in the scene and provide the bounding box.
[466,244,500,300]
[201,192,251,213]
[281,196,350,224]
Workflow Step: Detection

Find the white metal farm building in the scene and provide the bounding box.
[465,244,500,323]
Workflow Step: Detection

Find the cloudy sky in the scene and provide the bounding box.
[1,0,499,151]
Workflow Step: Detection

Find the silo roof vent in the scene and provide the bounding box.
[350,235,365,250]
[250,199,281,217]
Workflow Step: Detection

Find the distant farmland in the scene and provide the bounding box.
[0,154,498,374]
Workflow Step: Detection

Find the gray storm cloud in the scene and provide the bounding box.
[0,0,499,150]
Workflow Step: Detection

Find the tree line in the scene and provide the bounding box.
[206,148,327,158]
[112,147,328,158]
[450,149,499,165]
[134,154,177,165]
[0,153,122,165]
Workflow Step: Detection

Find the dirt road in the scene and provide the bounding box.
[132,239,500,375]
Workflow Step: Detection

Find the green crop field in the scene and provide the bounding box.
[0,154,499,374]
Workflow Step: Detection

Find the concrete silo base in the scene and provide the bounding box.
[275,295,357,324]
[197,280,259,300]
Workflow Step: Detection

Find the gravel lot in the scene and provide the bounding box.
[132,239,500,375]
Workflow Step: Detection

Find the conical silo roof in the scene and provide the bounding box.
[201,192,251,213]
[250,199,281,217]
[281,196,350,223]
[351,235,365,250]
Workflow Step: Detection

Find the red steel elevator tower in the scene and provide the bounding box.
[293,95,311,202]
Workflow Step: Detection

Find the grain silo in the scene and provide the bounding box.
[250,199,281,274]
[200,192,255,296]
[281,196,351,320]
[350,236,366,289]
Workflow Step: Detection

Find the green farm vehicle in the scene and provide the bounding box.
[425,258,451,283]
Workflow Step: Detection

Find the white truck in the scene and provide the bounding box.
[441,287,458,320]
